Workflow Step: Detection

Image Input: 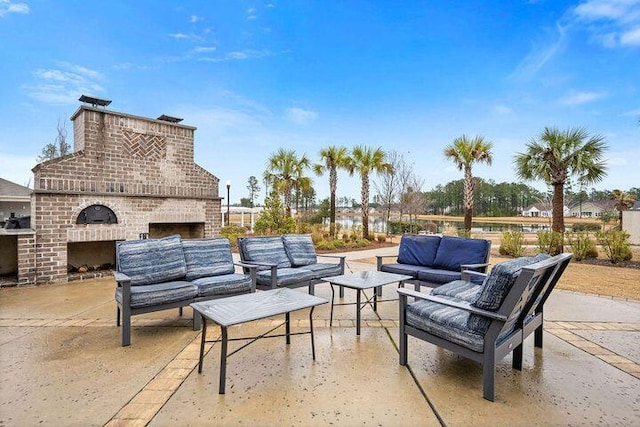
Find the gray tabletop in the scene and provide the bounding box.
[321,271,413,290]
[191,288,328,327]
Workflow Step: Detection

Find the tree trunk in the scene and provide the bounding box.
[552,182,564,254]
[330,169,337,238]
[361,173,369,239]
[463,167,474,231]
[464,208,473,232]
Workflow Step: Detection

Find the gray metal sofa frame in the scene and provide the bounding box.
[115,236,257,346]
[397,253,572,401]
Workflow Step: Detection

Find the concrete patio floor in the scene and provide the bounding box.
[1,247,639,426]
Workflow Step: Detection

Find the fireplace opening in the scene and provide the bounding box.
[148,223,205,239]
[0,235,18,285]
[67,240,118,278]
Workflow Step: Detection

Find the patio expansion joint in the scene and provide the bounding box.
[545,321,640,380]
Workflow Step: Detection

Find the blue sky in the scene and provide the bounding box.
[1,0,639,203]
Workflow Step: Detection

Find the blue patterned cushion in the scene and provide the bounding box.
[432,280,482,302]
[472,256,536,311]
[397,234,441,267]
[256,267,314,287]
[432,237,489,271]
[116,235,187,286]
[115,280,197,308]
[283,234,317,266]
[241,236,292,270]
[300,262,343,279]
[406,298,485,352]
[192,273,252,297]
[182,238,235,280]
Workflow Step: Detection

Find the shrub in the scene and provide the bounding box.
[596,230,632,264]
[387,220,423,234]
[377,234,387,243]
[571,223,601,232]
[457,229,471,238]
[220,225,247,247]
[499,231,525,258]
[565,232,598,261]
[536,230,563,255]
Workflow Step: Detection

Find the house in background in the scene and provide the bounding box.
[568,200,615,218]
[521,203,569,218]
[0,178,31,227]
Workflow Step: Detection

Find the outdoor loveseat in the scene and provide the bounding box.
[377,234,491,289]
[114,235,256,346]
[237,234,345,294]
[397,252,572,401]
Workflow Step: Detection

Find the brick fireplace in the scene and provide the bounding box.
[24,102,222,284]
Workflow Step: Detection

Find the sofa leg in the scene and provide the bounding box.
[179,307,183,317]
[483,350,496,401]
[309,283,315,295]
[399,294,408,366]
[116,307,121,327]
[193,310,201,331]
[535,325,543,348]
[122,307,131,347]
[512,345,523,370]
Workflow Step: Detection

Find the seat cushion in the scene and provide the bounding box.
[432,280,482,302]
[301,262,343,279]
[379,263,425,279]
[417,269,464,285]
[192,273,253,297]
[406,298,485,352]
[256,267,315,287]
[396,234,441,267]
[282,234,318,266]
[116,235,187,286]
[240,236,291,270]
[432,237,489,271]
[182,238,235,281]
[115,281,197,308]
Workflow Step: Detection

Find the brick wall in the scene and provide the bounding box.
[28,105,223,284]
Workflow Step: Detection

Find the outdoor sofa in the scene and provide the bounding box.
[114,235,256,346]
[397,252,572,401]
[237,234,345,294]
[377,234,491,289]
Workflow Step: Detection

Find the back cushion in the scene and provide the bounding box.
[116,234,187,286]
[397,235,441,267]
[182,238,235,281]
[283,234,317,266]
[472,256,536,311]
[432,237,489,271]
[241,236,291,270]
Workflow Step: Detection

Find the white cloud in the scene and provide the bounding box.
[169,33,189,39]
[190,15,203,23]
[606,156,627,166]
[247,7,257,20]
[559,90,607,105]
[0,0,29,18]
[192,46,217,53]
[23,63,106,105]
[572,0,640,47]
[511,24,568,81]
[493,105,513,115]
[285,107,318,125]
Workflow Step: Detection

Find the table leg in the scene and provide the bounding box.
[198,313,206,374]
[329,283,335,327]
[309,306,316,360]
[286,312,291,345]
[356,290,361,336]
[219,326,228,394]
[339,285,344,298]
[373,288,378,312]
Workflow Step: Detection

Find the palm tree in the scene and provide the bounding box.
[610,189,636,226]
[514,126,607,252]
[313,146,350,237]
[443,135,493,231]
[264,148,310,217]
[348,145,392,239]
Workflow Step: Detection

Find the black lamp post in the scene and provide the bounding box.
[226,180,231,226]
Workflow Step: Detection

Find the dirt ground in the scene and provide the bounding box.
[350,245,640,302]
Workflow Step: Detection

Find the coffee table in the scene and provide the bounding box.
[191,288,328,393]
[322,271,412,335]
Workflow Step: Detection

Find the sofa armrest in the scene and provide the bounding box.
[376,254,397,271]
[317,254,345,261]
[460,262,489,272]
[113,271,132,307]
[397,287,507,321]
[234,262,258,293]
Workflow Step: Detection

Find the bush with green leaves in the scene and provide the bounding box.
[254,191,296,235]
[536,230,563,255]
[219,225,247,247]
[457,229,472,238]
[387,220,423,234]
[565,232,598,261]
[596,230,632,264]
[499,231,525,258]
[571,223,601,232]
